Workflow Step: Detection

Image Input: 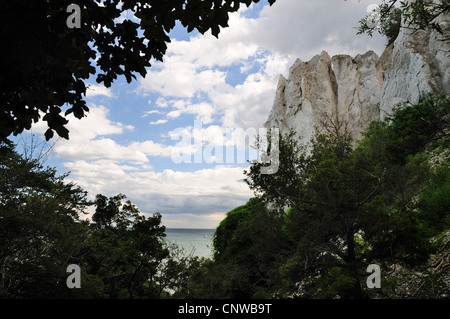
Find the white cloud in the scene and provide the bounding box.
[135,9,284,130]
[208,56,287,130]
[253,0,385,59]
[149,119,168,125]
[128,140,173,157]
[151,98,216,124]
[52,105,171,162]
[67,105,133,140]
[165,15,260,69]
[168,101,215,124]
[55,137,149,163]
[142,110,162,117]
[64,162,252,228]
[155,97,170,108]
[167,110,182,119]
[138,56,227,98]
[85,84,115,98]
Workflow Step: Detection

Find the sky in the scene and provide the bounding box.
[16,0,386,229]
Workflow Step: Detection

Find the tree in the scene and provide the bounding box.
[213,198,287,298]
[383,93,450,164]
[84,193,169,298]
[244,94,449,298]
[155,242,207,298]
[0,140,92,298]
[0,0,276,142]
[175,198,287,298]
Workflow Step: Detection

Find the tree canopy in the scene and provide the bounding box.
[0,0,276,142]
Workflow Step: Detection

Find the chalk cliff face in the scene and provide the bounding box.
[265,14,450,146]
[380,14,450,117]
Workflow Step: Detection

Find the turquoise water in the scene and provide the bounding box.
[164,228,215,259]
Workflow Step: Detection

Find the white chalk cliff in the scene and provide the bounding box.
[265,13,450,146]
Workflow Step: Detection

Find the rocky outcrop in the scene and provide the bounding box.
[265,50,388,145]
[265,14,450,145]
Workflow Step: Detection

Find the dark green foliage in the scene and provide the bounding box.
[381,7,402,45]
[213,198,270,264]
[179,259,238,298]
[0,0,276,142]
[187,198,288,298]
[83,194,169,298]
[0,140,91,298]
[416,166,450,237]
[386,94,449,163]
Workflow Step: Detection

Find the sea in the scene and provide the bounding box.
[164,228,215,259]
